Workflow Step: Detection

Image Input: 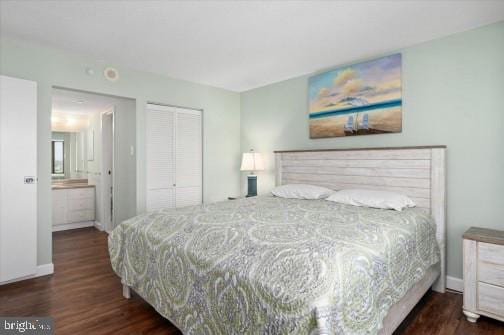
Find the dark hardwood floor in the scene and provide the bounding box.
[0,227,502,334]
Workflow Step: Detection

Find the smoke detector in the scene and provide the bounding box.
[103,67,119,82]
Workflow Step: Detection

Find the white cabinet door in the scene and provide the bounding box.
[146,188,175,211]
[146,104,176,211]
[0,75,38,283]
[175,109,202,207]
[52,188,95,227]
[52,189,67,225]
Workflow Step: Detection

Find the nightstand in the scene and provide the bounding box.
[463,227,504,323]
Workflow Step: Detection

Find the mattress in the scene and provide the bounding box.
[108,195,440,335]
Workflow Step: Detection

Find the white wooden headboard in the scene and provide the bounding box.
[274,146,446,293]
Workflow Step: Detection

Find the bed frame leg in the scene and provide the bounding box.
[122,284,131,299]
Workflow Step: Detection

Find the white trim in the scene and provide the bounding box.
[0,263,54,285]
[100,108,116,232]
[146,102,203,113]
[447,275,464,292]
[94,221,104,231]
[37,263,54,277]
[52,220,94,232]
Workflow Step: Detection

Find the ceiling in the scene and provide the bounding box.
[51,88,117,132]
[1,1,503,92]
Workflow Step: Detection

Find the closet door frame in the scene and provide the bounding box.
[145,103,203,211]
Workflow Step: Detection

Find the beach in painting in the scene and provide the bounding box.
[309,54,402,138]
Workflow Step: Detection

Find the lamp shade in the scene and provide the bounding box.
[240,152,264,171]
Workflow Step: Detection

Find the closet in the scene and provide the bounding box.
[0,75,38,283]
[146,104,202,211]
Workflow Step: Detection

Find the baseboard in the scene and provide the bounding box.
[0,263,54,285]
[37,263,54,277]
[446,275,463,292]
[94,221,104,231]
[52,221,95,232]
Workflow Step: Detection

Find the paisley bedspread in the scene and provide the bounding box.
[108,195,440,335]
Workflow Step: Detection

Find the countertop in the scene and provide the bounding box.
[52,179,95,190]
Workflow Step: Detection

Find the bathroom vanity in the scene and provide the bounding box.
[52,179,95,231]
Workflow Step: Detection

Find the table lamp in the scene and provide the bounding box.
[240,149,264,197]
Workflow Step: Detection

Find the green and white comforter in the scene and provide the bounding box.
[108,196,439,335]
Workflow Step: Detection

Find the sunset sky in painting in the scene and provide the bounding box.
[309,54,401,114]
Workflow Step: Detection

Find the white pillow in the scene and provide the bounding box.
[326,189,415,211]
[271,184,334,200]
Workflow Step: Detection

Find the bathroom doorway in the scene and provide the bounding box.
[51,88,136,233]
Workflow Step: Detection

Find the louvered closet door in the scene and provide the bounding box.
[146,104,176,211]
[146,104,202,212]
[175,109,202,207]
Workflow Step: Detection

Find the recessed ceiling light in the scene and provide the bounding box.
[73,99,85,104]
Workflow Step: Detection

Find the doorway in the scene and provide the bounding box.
[50,87,136,233]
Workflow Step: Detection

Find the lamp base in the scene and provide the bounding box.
[246,175,257,197]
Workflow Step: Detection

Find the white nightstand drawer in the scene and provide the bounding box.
[479,262,504,287]
[479,242,504,265]
[67,187,94,200]
[478,282,504,316]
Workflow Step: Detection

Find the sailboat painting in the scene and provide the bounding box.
[309,54,402,138]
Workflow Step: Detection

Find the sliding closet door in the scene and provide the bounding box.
[146,104,176,211]
[0,75,37,283]
[146,104,202,211]
[175,109,202,207]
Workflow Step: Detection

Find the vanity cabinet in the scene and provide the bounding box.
[52,187,95,230]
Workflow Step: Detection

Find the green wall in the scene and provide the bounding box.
[1,22,503,279]
[241,22,504,279]
[0,37,241,267]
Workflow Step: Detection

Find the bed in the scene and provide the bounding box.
[109,146,446,335]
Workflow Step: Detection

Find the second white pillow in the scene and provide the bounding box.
[326,189,415,211]
[271,184,334,200]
